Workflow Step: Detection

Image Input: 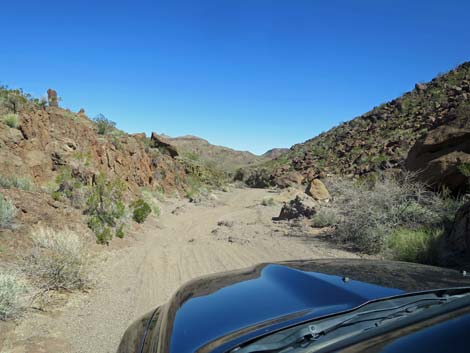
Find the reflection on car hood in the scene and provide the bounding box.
[154,259,470,353]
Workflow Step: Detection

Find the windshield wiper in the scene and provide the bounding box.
[231,293,465,353]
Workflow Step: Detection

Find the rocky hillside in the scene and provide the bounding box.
[0,87,191,254]
[157,133,287,172]
[244,62,470,187]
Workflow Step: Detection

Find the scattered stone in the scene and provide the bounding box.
[277,196,316,220]
[305,179,331,201]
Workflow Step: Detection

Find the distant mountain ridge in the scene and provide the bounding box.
[158,133,288,171]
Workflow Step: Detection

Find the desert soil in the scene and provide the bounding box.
[1,187,359,353]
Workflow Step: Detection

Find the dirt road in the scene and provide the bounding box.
[2,187,358,353]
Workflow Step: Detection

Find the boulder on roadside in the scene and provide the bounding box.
[447,201,470,255]
[305,179,331,201]
[277,196,316,220]
[150,132,179,158]
[405,111,470,193]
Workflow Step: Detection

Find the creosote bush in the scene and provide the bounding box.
[25,227,90,291]
[85,173,125,244]
[0,271,27,320]
[0,193,16,228]
[1,113,19,128]
[131,199,152,223]
[318,173,464,257]
[93,114,116,135]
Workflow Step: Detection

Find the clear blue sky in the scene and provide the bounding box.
[0,1,469,154]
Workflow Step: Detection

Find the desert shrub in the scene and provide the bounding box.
[25,227,90,291]
[312,207,338,228]
[85,174,125,243]
[0,271,27,320]
[141,189,161,215]
[386,228,442,264]
[0,194,16,228]
[261,198,276,206]
[1,113,19,128]
[0,174,32,191]
[93,114,116,135]
[321,173,463,254]
[131,199,152,223]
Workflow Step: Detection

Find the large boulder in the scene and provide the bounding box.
[277,196,316,220]
[305,179,331,201]
[447,201,470,255]
[405,112,470,193]
[150,132,179,158]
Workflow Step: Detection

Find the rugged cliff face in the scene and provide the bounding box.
[0,98,187,195]
[245,62,470,187]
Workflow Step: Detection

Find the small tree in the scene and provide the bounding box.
[93,114,116,135]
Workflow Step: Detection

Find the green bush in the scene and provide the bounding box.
[387,228,442,264]
[0,194,16,228]
[132,199,152,223]
[0,175,32,191]
[85,174,125,244]
[2,113,19,128]
[93,114,116,135]
[0,272,27,320]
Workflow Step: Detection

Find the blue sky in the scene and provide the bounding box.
[0,1,469,154]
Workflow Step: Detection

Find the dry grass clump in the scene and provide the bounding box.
[24,227,90,291]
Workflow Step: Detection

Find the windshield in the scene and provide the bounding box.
[229,289,470,353]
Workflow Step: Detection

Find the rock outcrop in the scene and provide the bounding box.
[150,132,179,158]
[405,108,470,193]
[47,88,58,107]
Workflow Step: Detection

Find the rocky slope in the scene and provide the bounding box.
[0,87,189,259]
[157,133,287,172]
[245,62,470,187]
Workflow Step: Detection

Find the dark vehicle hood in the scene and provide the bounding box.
[147,259,470,353]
